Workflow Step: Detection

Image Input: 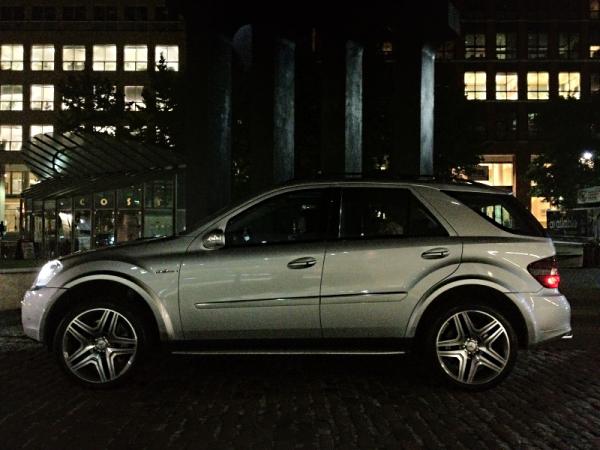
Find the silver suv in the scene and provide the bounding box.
[22,180,572,389]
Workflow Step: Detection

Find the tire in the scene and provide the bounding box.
[423,304,518,391]
[53,299,149,388]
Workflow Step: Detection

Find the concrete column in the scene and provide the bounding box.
[273,38,295,184]
[345,41,363,174]
[0,166,5,227]
[320,35,345,174]
[420,44,435,176]
[184,31,232,228]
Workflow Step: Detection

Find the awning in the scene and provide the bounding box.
[21,131,186,200]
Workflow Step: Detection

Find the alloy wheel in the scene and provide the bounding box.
[61,308,138,384]
[435,310,510,385]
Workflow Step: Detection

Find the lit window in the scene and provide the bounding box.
[63,45,85,71]
[528,32,548,59]
[155,45,179,70]
[558,72,580,99]
[527,72,549,100]
[559,32,579,59]
[93,125,116,136]
[0,125,22,150]
[478,160,514,189]
[590,45,600,58]
[30,124,53,139]
[31,45,55,71]
[465,33,485,59]
[124,45,147,71]
[496,32,517,59]
[5,171,24,195]
[496,73,518,100]
[31,84,54,110]
[464,71,487,100]
[592,0,600,18]
[0,44,23,70]
[0,85,22,110]
[436,41,454,60]
[124,86,144,111]
[93,45,117,71]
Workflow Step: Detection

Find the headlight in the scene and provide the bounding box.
[33,260,63,289]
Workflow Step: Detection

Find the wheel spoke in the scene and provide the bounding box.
[458,312,477,337]
[478,352,504,374]
[452,315,466,340]
[480,346,508,368]
[97,310,116,334]
[66,343,94,365]
[466,358,479,383]
[70,353,97,373]
[482,325,505,347]
[438,349,469,382]
[70,319,95,340]
[437,338,463,350]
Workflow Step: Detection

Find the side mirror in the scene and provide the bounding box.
[202,229,226,249]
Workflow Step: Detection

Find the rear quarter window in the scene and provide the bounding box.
[443,190,547,237]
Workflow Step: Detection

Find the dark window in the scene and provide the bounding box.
[93,6,117,21]
[592,0,600,19]
[496,111,517,140]
[124,6,147,21]
[528,112,540,138]
[63,6,86,20]
[559,32,579,59]
[465,33,486,59]
[443,191,546,237]
[225,189,335,246]
[496,32,517,59]
[436,41,455,60]
[31,6,56,20]
[592,73,600,95]
[528,32,548,59]
[155,6,177,21]
[340,188,447,239]
[0,6,24,20]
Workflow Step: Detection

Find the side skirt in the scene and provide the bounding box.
[166,338,413,356]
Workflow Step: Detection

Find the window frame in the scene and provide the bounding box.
[495,72,519,100]
[0,84,23,111]
[465,33,486,59]
[31,44,55,71]
[124,45,148,71]
[558,72,581,99]
[464,71,487,100]
[0,44,23,70]
[62,45,86,71]
[527,71,550,100]
[93,45,117,71]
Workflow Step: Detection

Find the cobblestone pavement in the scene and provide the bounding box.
[1,269,600,449]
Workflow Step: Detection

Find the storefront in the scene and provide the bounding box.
[21,131,185,258]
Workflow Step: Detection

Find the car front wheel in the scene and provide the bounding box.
[53,300,147,387]
[425,305,517,390]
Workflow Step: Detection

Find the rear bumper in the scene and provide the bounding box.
[507,292,572,346]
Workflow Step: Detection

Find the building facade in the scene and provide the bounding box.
[436,0,600,227]
[0,0,184,252]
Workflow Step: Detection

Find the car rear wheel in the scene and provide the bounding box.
[424,305,517,390]
[53,300,147,388]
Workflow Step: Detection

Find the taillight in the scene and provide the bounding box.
[527,256,560,289]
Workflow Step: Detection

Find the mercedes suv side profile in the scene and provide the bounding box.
[22,180,571,389]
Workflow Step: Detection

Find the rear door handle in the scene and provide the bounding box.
[421,248,450,259]
[287,257,317,269]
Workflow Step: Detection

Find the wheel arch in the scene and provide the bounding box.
[409,280,530,349]
[43,274,174,347]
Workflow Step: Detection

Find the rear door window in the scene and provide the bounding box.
[443,190,547,237]
[340,188,448,239]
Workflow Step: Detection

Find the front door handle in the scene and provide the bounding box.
[421,248,450,259]
[287,256,317,269]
